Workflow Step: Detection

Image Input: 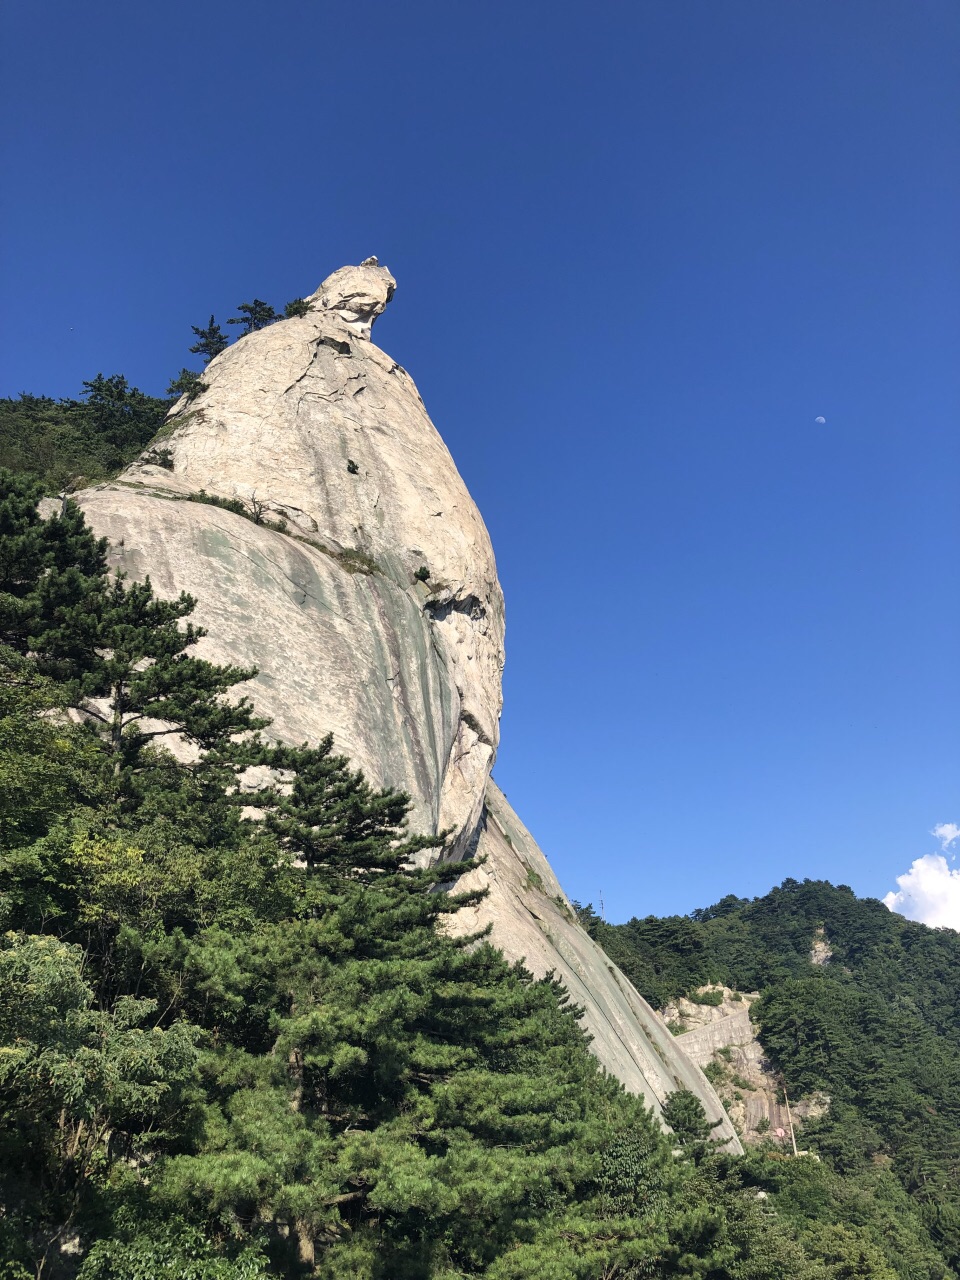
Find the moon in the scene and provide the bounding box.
[815,416,826,424]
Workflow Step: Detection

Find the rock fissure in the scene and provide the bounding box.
[227,539,331,616]
[315,334,352,356]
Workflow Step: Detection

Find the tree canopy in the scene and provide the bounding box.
[585,879,960,1275]
[0,476,895,1280]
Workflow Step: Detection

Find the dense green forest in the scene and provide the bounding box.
[0,467,874,1279]
[581,881,960,1275]
[0,376,171,493]
[0,297,305,493]
[1,389,956,1277]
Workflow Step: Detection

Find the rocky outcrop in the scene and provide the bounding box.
[78,260,740,1150]
[809,927,833,965]
[663,986,828,1145]
[83,260,500,854]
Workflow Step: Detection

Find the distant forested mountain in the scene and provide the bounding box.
[580,881,960,1275]
[0,376,170,491]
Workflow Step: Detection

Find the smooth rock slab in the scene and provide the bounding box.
[449,781,741,1148]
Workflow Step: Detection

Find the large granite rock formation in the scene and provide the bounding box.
[78,261,740,1150]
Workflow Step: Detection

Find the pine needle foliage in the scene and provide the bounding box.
[189,316,230,364]
[0,470,108,658]
[166,367,205,399]
[228,300,279,335]
[60,572,266,780]
[283,299,312,319]
[0,480,853,1279]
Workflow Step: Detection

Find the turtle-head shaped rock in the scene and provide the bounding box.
[308,259,396,339]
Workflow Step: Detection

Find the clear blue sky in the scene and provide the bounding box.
[3,0,958,921]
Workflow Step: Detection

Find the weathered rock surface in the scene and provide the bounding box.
[664,986,828,1146]
[78,261,740,1149]
[82,260,501,852]
[809,926,833,966]
[450,786,742,1134]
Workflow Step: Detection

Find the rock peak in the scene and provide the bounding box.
[75,259,741,1150]
[308,260,396,339]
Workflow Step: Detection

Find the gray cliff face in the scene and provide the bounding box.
[78,261,740,1151]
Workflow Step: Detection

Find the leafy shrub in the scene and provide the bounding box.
[689,986,724,1006]
[704,1059,727,1086]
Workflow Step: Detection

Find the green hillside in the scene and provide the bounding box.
[1,395,956,1277]
[0,377,170,492]
[582,881,960,1275]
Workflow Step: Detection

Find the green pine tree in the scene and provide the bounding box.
[166,368,204,399]
[248,735,445,886]
[0,647,97,850]
[227,299,278,335]
[661,1088,725,1160]
[80,374,169,468]
[0,469,108,664]
[60,572,266,795]
[283,298,312,318]
[188,315,229,364]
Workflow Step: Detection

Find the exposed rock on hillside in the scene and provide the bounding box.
[809,926,833,965]
[83,261,500,852]
[78,261,740,1149]
[663,986,828,1145]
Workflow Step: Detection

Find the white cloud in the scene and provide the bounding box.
[883,854,960,931]
[932,822,960,851]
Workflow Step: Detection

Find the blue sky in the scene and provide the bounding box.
[3,0,958,921]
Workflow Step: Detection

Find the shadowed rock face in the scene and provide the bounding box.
[78,262,740,1150]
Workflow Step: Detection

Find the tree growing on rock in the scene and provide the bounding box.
[188,314,229,364]
[166,367,204,399]
[62,572,266,800]
[283,297,311,318]
[228,299,278,335]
